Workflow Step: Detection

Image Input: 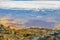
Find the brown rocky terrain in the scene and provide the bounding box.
[0,24,60,40]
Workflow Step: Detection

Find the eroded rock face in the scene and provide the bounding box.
[0,24,60,40]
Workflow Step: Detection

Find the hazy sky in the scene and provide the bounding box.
[0,1,60,29]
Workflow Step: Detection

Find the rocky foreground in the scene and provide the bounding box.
[0,24,60,40]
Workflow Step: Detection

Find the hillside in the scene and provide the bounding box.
[0,24,60,40]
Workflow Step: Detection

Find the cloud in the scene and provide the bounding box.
[37,16,42,18]
[0,7,60,28]
[0,1,60,10]
[0,0,60,1]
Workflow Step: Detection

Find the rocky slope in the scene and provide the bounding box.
[0,24,60,40]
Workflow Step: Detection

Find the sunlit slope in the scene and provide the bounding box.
[0,24,53,40]
[0,24,60,40]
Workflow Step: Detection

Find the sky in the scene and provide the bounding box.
[0,0,60,1]
[0,1,60,29]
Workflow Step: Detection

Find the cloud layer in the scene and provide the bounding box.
[0,1,60,10]
[0,0,60,1]
[0,1,60,29]
[0,8,60,29]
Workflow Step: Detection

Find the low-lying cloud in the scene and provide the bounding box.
[0,1,60,10]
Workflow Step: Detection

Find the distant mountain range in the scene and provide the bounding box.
[0,8,60,29]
